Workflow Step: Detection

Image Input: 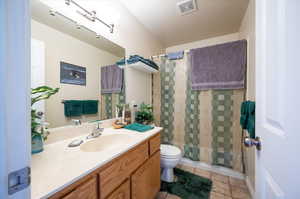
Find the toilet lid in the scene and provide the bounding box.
[160,144,181,158]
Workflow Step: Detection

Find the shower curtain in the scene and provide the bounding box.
[100,64,126,119]
[152,54,245,172]
[100,92,125,119]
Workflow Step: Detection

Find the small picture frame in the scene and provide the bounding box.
[60,61,86,86]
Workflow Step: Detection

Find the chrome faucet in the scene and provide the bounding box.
[87,122,104,139]
[72,119,82,126]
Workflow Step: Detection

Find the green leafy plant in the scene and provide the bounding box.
[135,103,154,125]
[116,103,130,117]
[31,86,59,139]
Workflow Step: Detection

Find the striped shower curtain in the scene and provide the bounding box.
[152,54,245,172]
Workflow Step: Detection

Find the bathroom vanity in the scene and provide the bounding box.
[31,124,162,199]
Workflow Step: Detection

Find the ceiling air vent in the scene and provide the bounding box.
[177,0,198,16]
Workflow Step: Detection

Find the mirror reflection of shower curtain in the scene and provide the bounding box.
[100,86,125,120]
[152,53,245,172]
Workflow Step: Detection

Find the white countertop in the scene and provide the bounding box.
[31,126,162,199]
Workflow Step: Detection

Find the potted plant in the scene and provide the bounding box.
[31,86,59,154]
[135,103,154,125]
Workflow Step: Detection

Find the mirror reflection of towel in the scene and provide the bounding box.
[64,100,98,117]
[64,100,83,117]
[101,64,123,94]
[83,100,98,115]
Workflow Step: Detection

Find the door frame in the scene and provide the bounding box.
[0,0,31,198]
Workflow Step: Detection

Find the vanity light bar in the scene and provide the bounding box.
[65,0,114,33]
[76,10,96,22]
[49,9,56,16]
[49,9,102,39]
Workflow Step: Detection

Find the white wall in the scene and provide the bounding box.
[31,20,121,128]
[239,0,256,101]
[166,33,240,52]
[125,68,152,105]
[31,39,46,117]
[239,0,256,195]
[95,0,164,57]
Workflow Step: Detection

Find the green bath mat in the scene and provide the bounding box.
[161,168,212,199]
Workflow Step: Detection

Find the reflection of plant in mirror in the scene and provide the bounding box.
[135,103,154,125]
[116,103,129,117]
[116,103,124,117]
[31,86,59,140]
[116,103,124,110]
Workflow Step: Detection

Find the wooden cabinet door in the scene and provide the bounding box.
[149,134,160,156]
[62,191,78,199]
[131,152,160,199]
[62,177,98,199]
[106,179,130,199]
[99,142,148,199]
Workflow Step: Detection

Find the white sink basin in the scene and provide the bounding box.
[80,134,132,152]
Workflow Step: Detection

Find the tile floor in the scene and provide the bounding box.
[156,164,251,199]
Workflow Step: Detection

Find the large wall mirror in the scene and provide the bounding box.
[31,0,126,128]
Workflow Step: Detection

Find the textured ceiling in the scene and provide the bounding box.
[119,0,249,47]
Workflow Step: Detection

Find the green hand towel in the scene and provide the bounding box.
[240,101,249,129]
[82,100,98,114]
[124,123,154,132]
[64,100,83,117]
[240,101,255,138]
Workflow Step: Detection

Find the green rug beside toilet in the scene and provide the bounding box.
[161,168,212,199]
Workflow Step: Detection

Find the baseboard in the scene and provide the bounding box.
[245,176,255,199]
[179,157,245,180]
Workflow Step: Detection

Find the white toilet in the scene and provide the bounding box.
[160,144,182,182]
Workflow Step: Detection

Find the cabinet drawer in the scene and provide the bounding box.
[99,142,149,199]
[149,134,160,156]
[106,179,130,199]
[62,176,98,199]
[131,151,161,199]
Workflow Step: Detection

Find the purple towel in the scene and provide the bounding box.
[101,64,123,94]
[190,40,247,90]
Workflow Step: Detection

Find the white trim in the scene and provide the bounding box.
[0,0,31,198]
[0,1,7,197]
[245,175,255,199]
[179,157,245,180]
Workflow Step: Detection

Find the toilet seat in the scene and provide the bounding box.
[160,144,181,159]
